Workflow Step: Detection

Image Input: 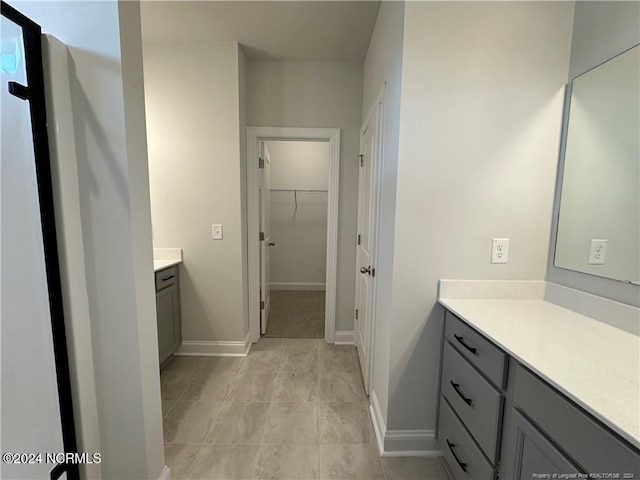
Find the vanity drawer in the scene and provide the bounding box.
[438,397,497,480]
[155,266,177,292]
[513,364,640,475]
[445,311,507,388]
[442,342,503,462]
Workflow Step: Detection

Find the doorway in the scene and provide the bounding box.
[247,127,340,344]
[261,140,330,338]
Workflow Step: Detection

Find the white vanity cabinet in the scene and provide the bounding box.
[437,309,640,480]
[155,265,181,363]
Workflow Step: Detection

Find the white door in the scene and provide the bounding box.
[355,103,380,394]
[259,143,272,334]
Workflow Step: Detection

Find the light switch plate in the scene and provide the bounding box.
[491,238,509,264]
[588,239,607,265]
[212,224,223,240]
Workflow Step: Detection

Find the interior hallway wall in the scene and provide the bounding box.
[143,40,248,343]
[267,141,329,287]
[388,1,574,435]
[247,60,363,332]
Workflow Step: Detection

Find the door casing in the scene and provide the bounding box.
[247,127,340,343]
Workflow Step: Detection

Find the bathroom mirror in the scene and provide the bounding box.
[554,44,639,284]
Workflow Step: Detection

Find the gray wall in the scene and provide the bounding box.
[143,40,249,343]
[267,141,329,286]
[547,1,640,307]
[388,1,574,433]
[247,60,363,332]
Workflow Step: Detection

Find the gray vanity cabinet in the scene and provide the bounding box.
[438,312,505,479]
[507,410,581,479]
[155,265,181,363]
[438,309,640,480]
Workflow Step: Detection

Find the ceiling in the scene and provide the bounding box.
[140,1,381,62]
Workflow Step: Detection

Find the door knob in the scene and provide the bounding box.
[268,242,276,247]
[360,266,371,275]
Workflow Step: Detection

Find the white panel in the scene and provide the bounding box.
[0,14,65,479]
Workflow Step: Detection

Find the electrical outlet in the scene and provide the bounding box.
[588,239,607,265]
[491,238,509,264]
[212,224,223,240]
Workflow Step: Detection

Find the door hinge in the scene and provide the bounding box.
[358,154,364,167]
[259,231,265,241]
[258,157,265,169]
[260,300,265,310]
[357,234,361,245]
[355,309,359,320]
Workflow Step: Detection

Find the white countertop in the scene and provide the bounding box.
[439,296,640,449]
[153,259,182,272]
[153,248,183,272]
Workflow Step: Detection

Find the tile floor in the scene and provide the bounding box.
[160,338,449,480]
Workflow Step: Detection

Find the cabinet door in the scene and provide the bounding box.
[511,410,582,479]
[156,285,177,362]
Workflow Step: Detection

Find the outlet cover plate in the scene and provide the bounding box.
[491,238,509,264]
[588,239,607,265]
[212,224,223,240]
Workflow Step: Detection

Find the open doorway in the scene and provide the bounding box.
[247,127,340,344]
[261,140,329,338]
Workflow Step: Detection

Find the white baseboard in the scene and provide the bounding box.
[369,390,442,457]
[334,330,354,344]
[158,465,171,480]
[175,330,251,357]
[369,390,387,455]
[270,282,326,291]
[383,430,440,456]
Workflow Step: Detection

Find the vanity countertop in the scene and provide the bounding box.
[153,247,183,272]
[438,295,640,449]
[153,259,182,272]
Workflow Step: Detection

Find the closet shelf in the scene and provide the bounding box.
[270,189,328,210]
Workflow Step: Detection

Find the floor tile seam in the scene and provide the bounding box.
[182,443,200,480]
[162,400,177,420]
[172,370,201,403]
[177,441,265,446]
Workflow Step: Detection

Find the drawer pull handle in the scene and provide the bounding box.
[450,380,473,406]
[162,275,175,281]
[446,439,467,472]
[454,334,477,354]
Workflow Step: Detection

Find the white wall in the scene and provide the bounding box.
[555,46,639,282]
[143,40,248,343]
[267,141,329,286]
[10,1,165,477]
[247,60,362,332]
[387,1,573,434]
[361,0,405,428]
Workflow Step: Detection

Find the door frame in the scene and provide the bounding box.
[247,127,340,343]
